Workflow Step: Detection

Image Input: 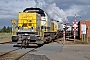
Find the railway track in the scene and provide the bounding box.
[16,48,37,60]
[0,41,13,44]
[0,48,20,60]
[49,37,63,44]
[0,37,63,60]
[0,46,39,60]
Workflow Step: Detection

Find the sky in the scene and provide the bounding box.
[0,0,90,28]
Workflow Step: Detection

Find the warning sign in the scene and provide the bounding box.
[81,24,86,34]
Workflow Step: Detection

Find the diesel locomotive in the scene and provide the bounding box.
[11,8,64,46]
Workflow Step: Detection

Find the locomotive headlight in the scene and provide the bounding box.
[28,36,31,39]
[25,33,28,35]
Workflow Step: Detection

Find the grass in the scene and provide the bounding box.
[6,52,24,58]
[0,33,12,43]
[66,38,90,44]
[0,52,24,60]
[75,40,88,44]
[74,38,90,44]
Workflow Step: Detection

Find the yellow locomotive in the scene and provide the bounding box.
[11,8,63,46]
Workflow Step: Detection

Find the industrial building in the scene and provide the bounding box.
[78,20,90,39]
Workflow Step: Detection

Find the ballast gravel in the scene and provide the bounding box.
[20,54,50,60]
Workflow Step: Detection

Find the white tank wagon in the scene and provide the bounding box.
[62,24,72,38]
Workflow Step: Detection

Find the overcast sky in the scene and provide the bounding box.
[0,0,90,28]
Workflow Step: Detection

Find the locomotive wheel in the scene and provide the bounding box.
[37,44,43,47]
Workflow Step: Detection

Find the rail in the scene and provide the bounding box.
[0,41,12,44]
[16,48,37,60]
[0,48,20,58]
[0,46,39,60]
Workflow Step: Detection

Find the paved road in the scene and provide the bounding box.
[0,44,36,53]
[0,43,63,60]
[0,43,63,54]
[47,44,90,60]
[19,42,63,60]
[29,43,63,55]
[1,43,89,60]
[0,44,17,52]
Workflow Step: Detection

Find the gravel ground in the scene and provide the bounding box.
[20,54,50,60]
[46,44,90,60]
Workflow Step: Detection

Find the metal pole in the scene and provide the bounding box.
[63,30,65,44]
[84,34,85,42]
[12,23,13,35]
[86,27,89,43]
[74,31,76,42]
[82,34,83,42]
[87,36,89,43]
[73,14,78,42]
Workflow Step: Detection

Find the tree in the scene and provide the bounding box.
[0,26,12,33]
[0,29,1,32]
[1,26,6,32]
[6,26,10,33]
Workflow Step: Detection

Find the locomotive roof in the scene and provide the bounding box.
[23,8,45,16]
